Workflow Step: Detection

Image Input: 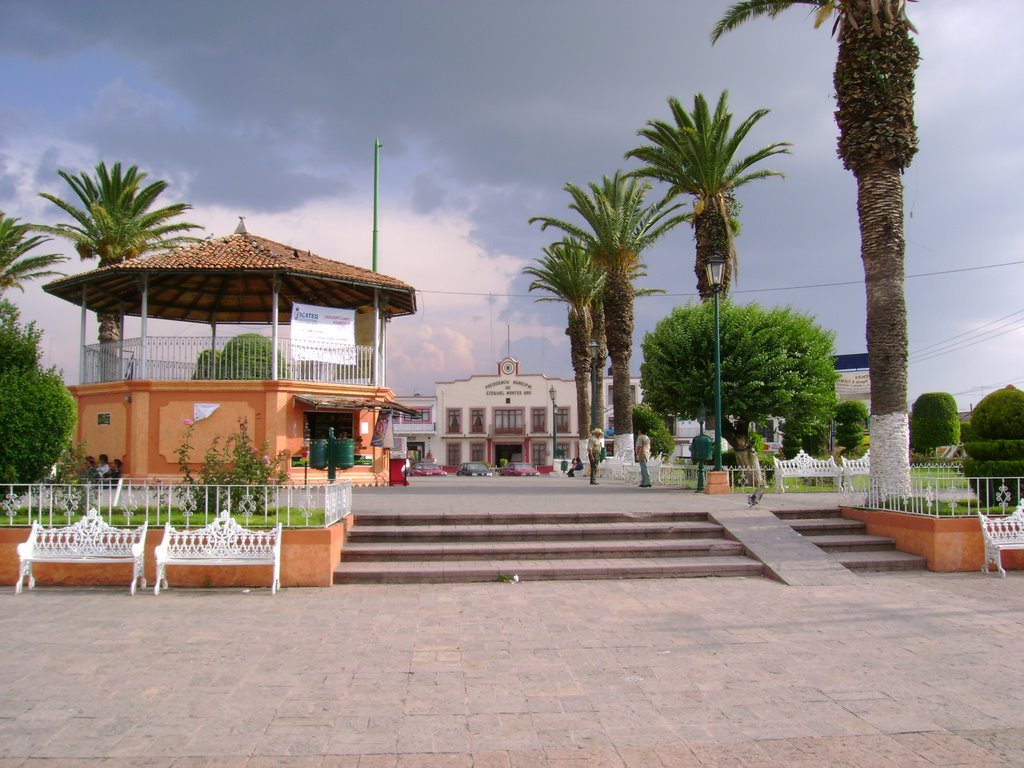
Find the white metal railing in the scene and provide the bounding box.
[851,473,1020,517]
[82,336,374,385]
[0,481,352,528]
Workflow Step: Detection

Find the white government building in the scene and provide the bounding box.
[393,356,711,470]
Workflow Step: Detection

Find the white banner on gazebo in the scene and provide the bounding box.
[291,303,356,364]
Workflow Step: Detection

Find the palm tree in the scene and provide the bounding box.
[530,173,687,459]
[38,161,200,343]
[523,238,605,441]
[0,213,67,295]
[626,91,791,299]
[713,1,919,495]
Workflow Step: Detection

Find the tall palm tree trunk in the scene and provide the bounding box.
[859,164,910,494]
[836,4,918,497]
[592,309,608,435]
[603,267,635,460]
[567,313,593,441]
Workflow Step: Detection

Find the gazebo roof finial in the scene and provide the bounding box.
[234,216,247,235]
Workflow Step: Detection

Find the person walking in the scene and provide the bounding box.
[635,428,652,487]
[587,428,603,485]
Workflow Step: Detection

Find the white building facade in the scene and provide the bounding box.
[393,356,714,470]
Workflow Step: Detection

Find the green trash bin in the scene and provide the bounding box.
[309,439,328,470]
[332,437,355,469]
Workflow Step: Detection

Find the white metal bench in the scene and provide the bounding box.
[154,512,282,595]
[978,502,1024,578]
[841,450,870,489]
[773,449,841,492]
[16,508,147,595]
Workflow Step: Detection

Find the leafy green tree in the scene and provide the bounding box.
[835,399,869,455]
[0,213,67,295]
[911,392,960,455]
[194,334,289,380]
[530,173,687,458]
[964,386,1024,507]
[37,161,200,343]
[640,300,837,468]
[713,1,920,495]
[631,403,675,459]
[625,91,790,299]
[524,238,605,439]
[0,300,77,482]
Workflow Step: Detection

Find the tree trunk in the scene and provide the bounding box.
[858,165,911,496]
[97,310,122,382]
[567,311,593,441]
[602,266,634,460]
[722,418,763,487]
[592,309,608,434]
[693,203,734,300]
[834,5,918,498]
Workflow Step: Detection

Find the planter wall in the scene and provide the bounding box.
[842,507,1024,573]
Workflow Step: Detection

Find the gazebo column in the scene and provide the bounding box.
[79,285,87,384]
[272,277,280,381]
[373,288,381,387]
[139,274,149,380]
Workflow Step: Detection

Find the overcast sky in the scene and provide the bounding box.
[2,1,1021,411]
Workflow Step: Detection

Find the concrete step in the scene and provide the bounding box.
[333,556,765,584]
[772,508,844,521]
[347,520,726,543]
[810,534,899,552]
[353,509,709,526]
[787,518,867,536]
[342,538,746,562]
[831,550,928,572]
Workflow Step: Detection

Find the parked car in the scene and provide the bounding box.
[499,462,541,476]
[456,461,493,476]
[409,461,447,476]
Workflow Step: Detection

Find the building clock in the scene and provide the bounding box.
[499,359,516,376]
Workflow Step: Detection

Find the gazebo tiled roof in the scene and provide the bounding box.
[42,233,418,323]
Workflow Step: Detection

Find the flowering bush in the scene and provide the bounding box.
[176,416,289,486]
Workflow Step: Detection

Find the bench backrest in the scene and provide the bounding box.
[775,450,838,473]
[978,503,1024,544]
[161,514,280,559]
[28,509,147,557]
[841,451,870,473]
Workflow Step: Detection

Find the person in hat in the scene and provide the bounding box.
[587,428,604,486]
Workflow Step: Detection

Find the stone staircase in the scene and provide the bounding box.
[334,508,765,584]
[774,508,927,572]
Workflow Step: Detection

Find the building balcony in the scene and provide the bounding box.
[82,335,375,385]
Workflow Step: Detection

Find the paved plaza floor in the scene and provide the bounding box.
[3,481,1024,766]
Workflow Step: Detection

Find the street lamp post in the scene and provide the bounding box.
[706,254,727,487]
[549,384,558,470]
[589,340,599,432]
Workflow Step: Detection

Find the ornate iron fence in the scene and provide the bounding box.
[0,481,352,528]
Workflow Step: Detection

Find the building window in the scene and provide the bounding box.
[555,406,570,434]
[493,408,524,434]
[531,407,547,433]
[447,408,462,434]
[397,407,432,425]
[470,408,485,434]
[470,442,485,462]
[447,443,462,466]
[533,442,548,466]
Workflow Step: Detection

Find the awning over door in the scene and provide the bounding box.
[293,394,421,417]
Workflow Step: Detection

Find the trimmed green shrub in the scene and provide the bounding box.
[911,392,960,454]
[835,399,869,455]
[965,386,1024,506]
[970,386,1024,440]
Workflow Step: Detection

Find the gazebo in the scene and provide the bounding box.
[42,226,419,484]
